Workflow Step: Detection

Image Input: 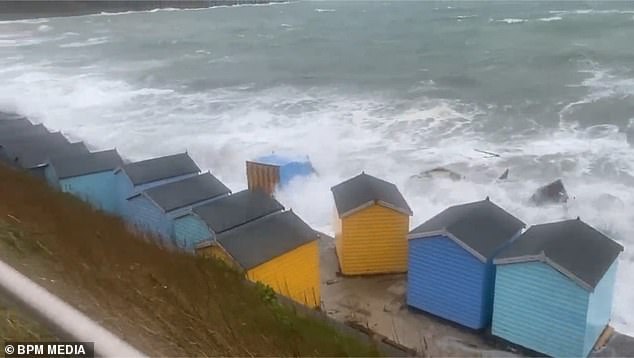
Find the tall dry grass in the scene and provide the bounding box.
[0,164,378,357]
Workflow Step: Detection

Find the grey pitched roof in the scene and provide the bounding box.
[215,211,317,270]
[0,118,32,131]
[0,124,49,140]
[120,153,200,186]
[192,189,284,234]
[49,149,123,179]
[0,111,25,121]
[0,131,89,169]
[15,142,89,169]
[134,172,231,213]
[495,219,624,291]
[409,199,525,261]
[0,131,67,150]
[331,172,412,217]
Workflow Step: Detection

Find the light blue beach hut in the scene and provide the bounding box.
[407,198,525,329]
[492,218,624,358]
[172,189,284,250]
[126,172,231,243]
[45,150,123,213]
[113,152,200,218]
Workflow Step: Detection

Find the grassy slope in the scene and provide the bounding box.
[0,164,378,357]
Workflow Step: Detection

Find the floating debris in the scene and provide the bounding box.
[530,179,569,205]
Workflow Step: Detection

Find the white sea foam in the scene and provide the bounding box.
[0,21,633,336]
[490,18,526,24]
[88,1,291,17]
[315,8,336,13]
[0,18,50,25]
[59,36,109,48]
[538,16,562,22]
[499,18,526,24]
[550,9,634,15]
[456,15,478,20]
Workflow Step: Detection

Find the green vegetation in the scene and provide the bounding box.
[0,165,379,357]
[0,304,56,341]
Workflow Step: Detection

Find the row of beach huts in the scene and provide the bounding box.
[0,112,624,358]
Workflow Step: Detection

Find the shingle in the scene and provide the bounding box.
[409,199,525,261]
[192,189,284,234]
[49,149,123,179]
[495,219,623,290]
[331,172,412,217]
[216,211,317,270]
[140,172,231,213]
[121,153,200,186]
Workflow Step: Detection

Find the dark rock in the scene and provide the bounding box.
[530,179,569,205]
[414,167,464,181]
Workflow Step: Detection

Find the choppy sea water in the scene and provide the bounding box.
[1,0,633,334]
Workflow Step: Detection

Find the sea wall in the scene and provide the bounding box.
[0,0,277,20]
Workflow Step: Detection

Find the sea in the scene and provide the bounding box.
[1,0,633,334]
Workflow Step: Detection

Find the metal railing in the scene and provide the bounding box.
[0,259,146,357]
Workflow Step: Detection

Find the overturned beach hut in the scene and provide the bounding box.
[196,210,320,307]
[246,154,315,195]
[45,150,123,213]
[407,198,525,329]
[126,172,231,242]
[114,152,201,217]
[492,218,623,358]
[172,189,284,250]
[331,172,412,275]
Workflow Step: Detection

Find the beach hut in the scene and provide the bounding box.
[406,198,525,329]
[113,152,201,217]
[0,123,48,139]
[246,154,315,195]
[196,210,320,307]
[492,218,624,358]
[45,150,123,213]
[0,117,32,131]
[126,172,231,242]
[0,111,25,121]
[172,189,284,250]
[331,172,412,275]
[0,131,89,177]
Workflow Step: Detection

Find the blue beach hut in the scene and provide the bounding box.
[46,150,123,213]
[407,198,525,329]
[172,189,284,250]
[246,154,315,195]
[492,218,624,358]
[126,172,231,243]
[113,152,201,218]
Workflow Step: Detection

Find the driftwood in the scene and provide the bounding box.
[474,149,501,158]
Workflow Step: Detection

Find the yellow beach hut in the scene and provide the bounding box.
[331,172,413,275]
[196,210,320,308]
